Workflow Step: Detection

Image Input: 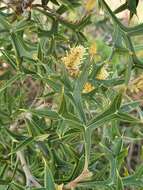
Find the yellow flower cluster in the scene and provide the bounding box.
[96,66,109,80]
[85,0,96,12]
[62,45,85,77]
[89,42,97,57]
[32,53,38,60]
[89,42,101,62]
[55,184,63,190]
[83,82,94,93]
[128,75,143,94]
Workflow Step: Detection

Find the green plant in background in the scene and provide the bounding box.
[1,0,143,189]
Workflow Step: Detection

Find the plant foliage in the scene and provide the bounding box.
[0,0,143,189]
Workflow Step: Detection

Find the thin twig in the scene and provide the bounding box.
[32,4,76,27]
[10,115,41,188]
[32,3,90,30]
[64,169,92,189]
[127,142,134,173]
[17,151,41,187]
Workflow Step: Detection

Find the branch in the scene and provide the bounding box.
[32,4,76,28]
[17,151,41,187]
[32,4,90,30]
[64,169,92,189]
[10,114,41,188]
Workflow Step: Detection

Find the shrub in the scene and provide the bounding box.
[0,0,143,189]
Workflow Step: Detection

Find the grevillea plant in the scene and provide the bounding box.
[1,0,143,189]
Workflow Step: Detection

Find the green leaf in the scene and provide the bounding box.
[116,170,124,190]
[0,14,10,30]
[10,33,36,59]
[13,20,35,33]
[29,109,59,119]
[58,92,68,115]
[114,2,128,14]
[116,112,141,124]
[44,161,55,190]
[10,137,34,154]
[88,93,122,129]
[0,73,23,93]
[1,50,17,70]
[0,179,11,185]
[34,134,49,142]
[112,137,123,156]
[100,0,126,31]
[4,128,27,142]
[88,113,116,130]
[73,58,91,122]
[128,0,139,20]
[120,101,140,113]
[110,92,122,112]
[70,156,84,180]
[127,23,143,36]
